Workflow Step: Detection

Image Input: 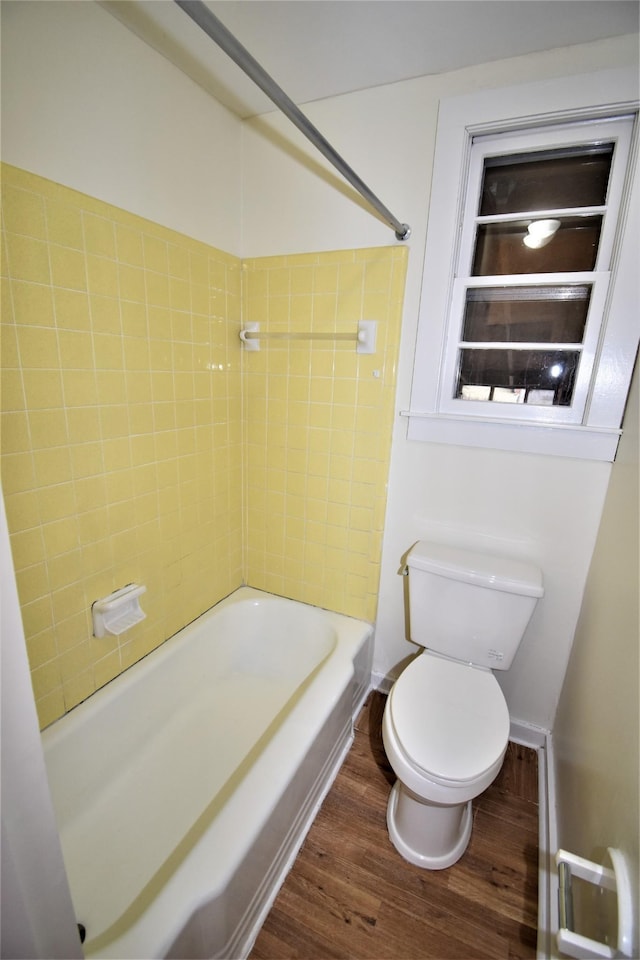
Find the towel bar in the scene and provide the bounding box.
[239,320,377,354]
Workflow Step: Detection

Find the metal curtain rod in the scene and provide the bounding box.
[174,0,411,241]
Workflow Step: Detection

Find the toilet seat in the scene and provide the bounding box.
[388,653,510,785]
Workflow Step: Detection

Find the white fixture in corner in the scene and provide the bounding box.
[92,584,146,638]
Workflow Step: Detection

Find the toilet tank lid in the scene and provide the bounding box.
[406,541,544,598]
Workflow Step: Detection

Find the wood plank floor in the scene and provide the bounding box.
[250,691,539,960]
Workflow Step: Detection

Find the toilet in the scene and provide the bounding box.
[382,541,544,870]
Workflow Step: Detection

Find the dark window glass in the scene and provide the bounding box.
[456,348,581,406]
[479,144,614,216]
[472,216,602,275]
[462,285,591,344]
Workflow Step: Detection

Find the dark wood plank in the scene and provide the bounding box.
[249,692,539,959]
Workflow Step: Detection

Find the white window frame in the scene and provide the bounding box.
[406,68,639,461]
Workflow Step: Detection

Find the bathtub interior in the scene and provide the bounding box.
[41,587,373,959]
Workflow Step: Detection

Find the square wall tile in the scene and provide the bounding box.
[1,163,244,728]
[2,164,409,730]
[243,246,407,622]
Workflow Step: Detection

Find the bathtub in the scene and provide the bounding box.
[41,587,373,959]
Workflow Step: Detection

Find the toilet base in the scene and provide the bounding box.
[386,781,473,870]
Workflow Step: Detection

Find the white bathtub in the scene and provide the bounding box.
[42,587,373,959]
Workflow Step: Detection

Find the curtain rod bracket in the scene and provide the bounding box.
[175,0,411,241]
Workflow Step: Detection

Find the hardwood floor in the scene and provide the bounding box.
[250,691,539,960]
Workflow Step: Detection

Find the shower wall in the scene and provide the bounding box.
[1,165,408,727]
[1,164,243,728]
[243,247,407,621]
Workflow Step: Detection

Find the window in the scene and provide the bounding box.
[407,69,639,461]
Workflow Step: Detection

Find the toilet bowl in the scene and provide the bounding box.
[382,540,543,870]
[382,651,510,869]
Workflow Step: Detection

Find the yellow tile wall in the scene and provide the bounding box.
[242,247,407,621]
[1,164,243,728]
[1,164,408,729]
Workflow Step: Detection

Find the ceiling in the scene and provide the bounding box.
[101,1,639,119]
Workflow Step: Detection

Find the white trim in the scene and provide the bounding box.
[371,669,394,696]
[458,117,633,275]
[506,721,558,960]
[539,731,560,960]
[404,412,621,461]
[509,718,549,749]
[439,274,611,426]
[0,491,82,959]
[409,67,639,462]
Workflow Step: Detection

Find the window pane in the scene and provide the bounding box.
[479,144,614,216]
[473,216,601,275]
[456,348,581,406]
[462,285,591,343]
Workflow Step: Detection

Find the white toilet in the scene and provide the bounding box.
[382,541,543,870]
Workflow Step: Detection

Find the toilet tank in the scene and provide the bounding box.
[406,542,544,670]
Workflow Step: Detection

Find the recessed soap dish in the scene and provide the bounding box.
[92,584,146,638]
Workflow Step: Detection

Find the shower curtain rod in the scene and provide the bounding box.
[174,0,411,241]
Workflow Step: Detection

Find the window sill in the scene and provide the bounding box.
[402,411,621,461]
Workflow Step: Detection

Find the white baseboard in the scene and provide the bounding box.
[537,731,559,960]
[371,670,393,695]
[510,718,549,748]
[505,720,557,959]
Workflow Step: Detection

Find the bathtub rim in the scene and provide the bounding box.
[42,586,374,960]
[41,585,362,739]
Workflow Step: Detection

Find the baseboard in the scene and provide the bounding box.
[537,730,558,960]
[509,717,549,748]
[506,720,557,959]
[371,670,393,695]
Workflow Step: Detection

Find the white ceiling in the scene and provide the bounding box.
[102,1,639,119]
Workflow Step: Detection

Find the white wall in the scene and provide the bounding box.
[1,490,82,959]
[0,14,637,950]
[2,2,637,732]
[552,361,639,955]
[242,34,638,730]
[0,0,243,255]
